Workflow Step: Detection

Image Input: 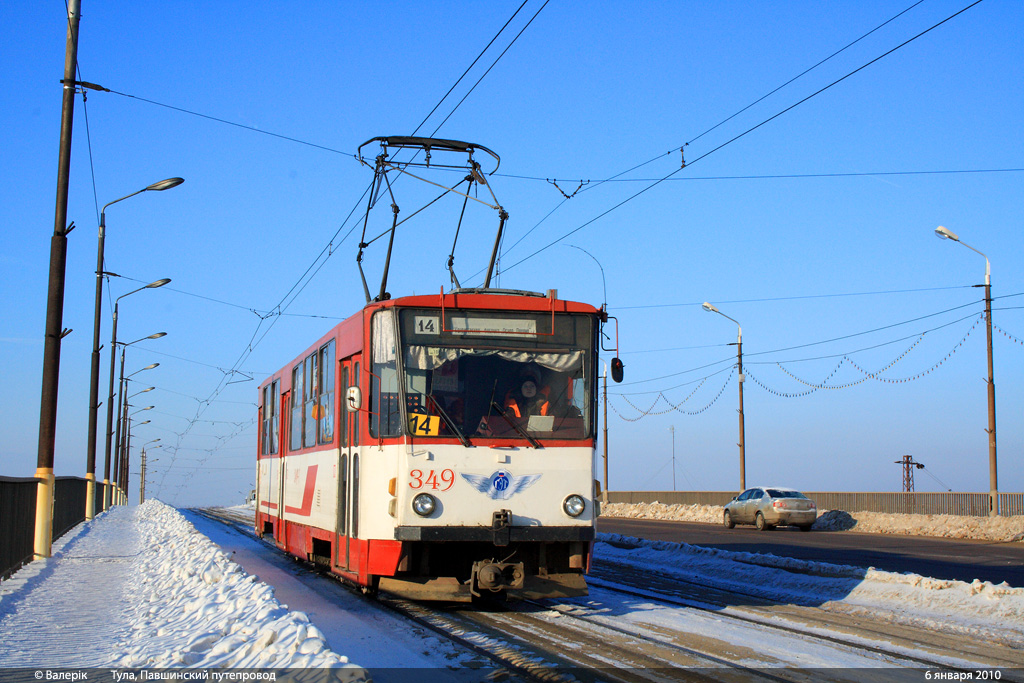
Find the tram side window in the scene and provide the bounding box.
[304,352,318,447]
[318,340,335,444]
[370,310,401,438]
[288,344,335,451]
[262,380,279,455]
[290,364,303,451]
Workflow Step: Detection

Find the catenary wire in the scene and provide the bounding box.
[409,0,530,137]
[496,0,986,274]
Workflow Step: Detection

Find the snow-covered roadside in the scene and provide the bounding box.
[115,500,368,675]
[601,501,1024,542]
[595,533,1024,649]
[0,500,369,677]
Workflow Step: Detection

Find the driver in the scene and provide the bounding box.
[504,366,550,418]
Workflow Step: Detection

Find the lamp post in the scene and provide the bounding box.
[119,409,152,505]
[104,321,165,511]
[102,278,169,511]
[139,440,160,504]
[703,302,745,491]
[86,179,182,521]
[935,226,998,516]
[34,0,82,562]
[112,365,158,506]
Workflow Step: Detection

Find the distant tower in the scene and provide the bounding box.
[895,455,925,492]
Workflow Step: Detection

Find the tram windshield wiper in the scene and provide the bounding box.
[426,393,471,448]
[490,401,541,449]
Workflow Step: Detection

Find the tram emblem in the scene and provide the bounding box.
[462,470,542,500]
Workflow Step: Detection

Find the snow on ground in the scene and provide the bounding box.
[595,533,1024,649]
[601,501,1024,542]
[3,498,1023,673]
[0,500,369,678]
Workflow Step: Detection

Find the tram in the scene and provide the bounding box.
[255,137,621,601]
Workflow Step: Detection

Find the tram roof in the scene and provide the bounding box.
[365,288,604,316]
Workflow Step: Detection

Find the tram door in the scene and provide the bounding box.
[335,356,361,572]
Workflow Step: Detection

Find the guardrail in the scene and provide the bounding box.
[0,476,111,581]
[607,490,1024,517]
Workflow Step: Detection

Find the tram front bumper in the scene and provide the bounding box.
[394,524,595,542]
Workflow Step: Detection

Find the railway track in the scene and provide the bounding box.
[587,552,1024,671]
[191,508,1023,680]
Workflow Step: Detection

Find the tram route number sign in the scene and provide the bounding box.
[408,413,441,436]
[415,315,537,336]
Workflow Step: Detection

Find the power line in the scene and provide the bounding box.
[105,88,355,157]
[496,0,986,274]
[482,0,932,195]
[425,0,550,138]
[410,0,530,137]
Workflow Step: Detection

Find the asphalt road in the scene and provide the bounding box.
[597,517,1024,587]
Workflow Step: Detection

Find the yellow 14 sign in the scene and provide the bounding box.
[408,413,441,436]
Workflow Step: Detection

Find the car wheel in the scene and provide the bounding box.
[798,524,812,532]
[723,510,735,529]
[755,512,772,531]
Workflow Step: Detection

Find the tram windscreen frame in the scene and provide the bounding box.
[369,307,597,441]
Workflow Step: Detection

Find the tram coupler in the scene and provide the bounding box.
[491,509,511,546]
[470,559,525,597]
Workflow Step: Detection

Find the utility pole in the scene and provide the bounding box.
[602,367,608,502]
[139,447,146,505]
[670,425,676,491]
[935,226,998,516]
[982,276,998,516]
[895,455,924,492]
[35,0,82,560]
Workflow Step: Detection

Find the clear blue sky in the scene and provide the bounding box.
[3,1,1022,506]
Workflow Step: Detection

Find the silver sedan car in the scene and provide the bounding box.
[723,487,817,531]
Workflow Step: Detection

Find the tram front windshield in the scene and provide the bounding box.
[370,308,595,441]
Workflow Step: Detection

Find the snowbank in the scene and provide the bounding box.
[601,501,1024,542]
[116,500,369,677]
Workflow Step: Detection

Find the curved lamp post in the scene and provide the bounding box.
[101,278,169,512]
[111,363,158,506]
[935,226,998,516]
[86,179,182,519]
[119,408,152,505]
[139,440,160,504]
[703,302,745,491]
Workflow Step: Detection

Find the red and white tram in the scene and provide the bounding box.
[255,136,620,601]
[256,288,609,600]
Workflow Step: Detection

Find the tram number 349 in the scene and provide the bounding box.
[409,469,456,491]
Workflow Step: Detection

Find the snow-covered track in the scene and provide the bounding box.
[192,508,1023,676]
[587,557,1024,672]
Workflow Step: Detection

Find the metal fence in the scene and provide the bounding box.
[0,475,109,580]
[607,490,1024,517]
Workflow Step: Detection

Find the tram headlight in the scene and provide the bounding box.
[412,493,437,517]
[563,494,586,518]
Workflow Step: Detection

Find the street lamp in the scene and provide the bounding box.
[703,302,746,491]
[119,411,152,506]
[140,440,160,504]
[103,303,168,512]
[111,363,159,507]
[935,226,998,516]
[86,178,182,519]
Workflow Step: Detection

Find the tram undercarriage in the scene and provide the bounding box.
[379,538,591,602]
